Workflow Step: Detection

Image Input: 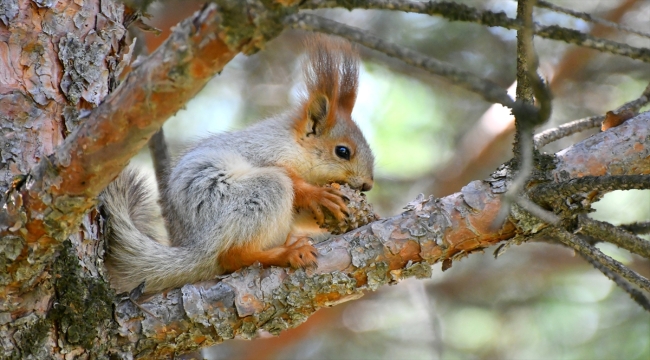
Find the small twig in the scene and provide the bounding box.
[533,114,605,148]
[515,197,560,225]
[537,0,650,40]
[532,175,650,202]
[303,0,520,29]
[493,133,534,227]
[286,13,516,107]
[621,221,650,235]
[534,82,650,148]
[147,129,173,236]
[577,216,650,260]
[148,129,170,195]
[577,251,650,313]
[495,0,552,228]
[553,229,650,293]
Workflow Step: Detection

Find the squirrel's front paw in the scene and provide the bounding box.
[299,186,349,225]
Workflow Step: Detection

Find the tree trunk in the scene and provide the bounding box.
[0,0,130,357]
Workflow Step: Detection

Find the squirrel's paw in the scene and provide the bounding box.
[303,186,349,225]
[284,237,318,269]
[284,233,313,247]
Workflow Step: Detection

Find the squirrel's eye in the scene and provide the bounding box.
[335,146,351,160]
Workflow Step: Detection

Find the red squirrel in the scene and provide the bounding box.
[102,36,375,294]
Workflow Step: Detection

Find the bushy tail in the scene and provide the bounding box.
[100,168,213,294]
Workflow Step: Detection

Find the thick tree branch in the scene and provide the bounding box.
[552,113,650,180]
[109,115,650,357]
[532,175,650,207]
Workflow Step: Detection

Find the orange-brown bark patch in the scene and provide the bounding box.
[314,292,343,305]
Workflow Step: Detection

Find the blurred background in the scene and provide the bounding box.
[130,0,650,359]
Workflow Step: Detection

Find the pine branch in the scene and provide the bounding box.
[552,229,650,293]
[302,0,650,63]
[621,222,650,235]
[534,82,650,148]
[578,251,650,313]
[530,175,650,211]
[537,0,650,39]
[577,216,650,260]
[495,0,551,227]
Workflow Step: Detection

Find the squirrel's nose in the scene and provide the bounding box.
[361,182,373,192]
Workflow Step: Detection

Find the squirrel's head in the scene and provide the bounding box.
[292,36,375,192]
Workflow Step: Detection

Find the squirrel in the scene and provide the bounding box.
[101,36,375,295]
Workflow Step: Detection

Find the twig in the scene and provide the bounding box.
[533,114,605,148]
[577,216,650,259]
[303,0,519,29]
[535,24,650,63]
[286,13,516,107]
[621,221,650,235]
[148,129,170,195]
[302,0,650,63]
[147,129,173,237]
[577,251,650,313]
[531,175,650,204]
[495,0,550,228]
[537,0,650,40]
[515,197,560,225]
[515,0,535,106]
[553,229,650,293]
[534,82,650,148]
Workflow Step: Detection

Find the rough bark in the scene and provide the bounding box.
[1,1,129,357]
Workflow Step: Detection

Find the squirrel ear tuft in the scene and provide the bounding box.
[305,94,330,136]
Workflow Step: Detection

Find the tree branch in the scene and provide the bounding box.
[496,0,550,227]
[534,81,650,148]
[303,0,650,63]
[530,174,650,216]
[577,215,650,259]
[537,0,650,39]
[552,229,650,293]
[577,250,650,312]
[109,114,650,357]
[621,221,650,235]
